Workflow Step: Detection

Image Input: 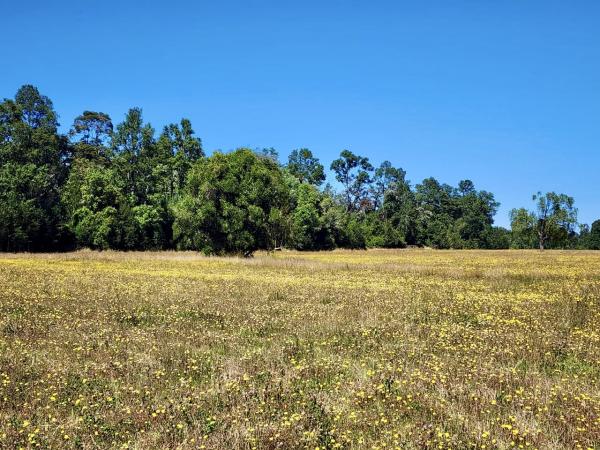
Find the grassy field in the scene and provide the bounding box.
[0,250,599,449]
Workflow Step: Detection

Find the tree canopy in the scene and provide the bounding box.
[0,85,596,254]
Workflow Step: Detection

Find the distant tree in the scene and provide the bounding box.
[381,175,416,246]
[330,150,373,211]
[156,118,204,195]
[289,183,329,249]
[173,148,289,255]
[68,166,133,250]
[509,208,537,249]
[14,84,57,129]
[112,108,155,200]
[589,220,600,250]
[532,192,577,250]
[411,178,499,249]
[0,85,69,251]
[370,161,406,211]
[578,223,590,249]
[287,148,325,186]
[258,147,279,163]
[318,186,351,248]
[483,226,511,249]
[338,214,368,249]
[458,179,475,196]
[509,192,577,250]
[69,111,113,163]
[454,182,499,248]
[358,163,414,248]
[165,118,203,161]
[70,111,113,146]
[414,177,455,248]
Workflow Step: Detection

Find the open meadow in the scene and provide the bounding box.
[1,250,599,449]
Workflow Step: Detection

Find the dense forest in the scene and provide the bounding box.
[1,85,598,254]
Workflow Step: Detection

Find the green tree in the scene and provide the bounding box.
[157,118,204,195]
[509,192,577,250]
[360,162,414,248]
[371,161,406,211]
[330,150,373,211]
[289,183,334,250]
[69,111,113,164]
[483,226,511,249]
[70,111,113,146]
[414,178,455,248]
[67,166,135,250]
[173,148,289,255]
[454,181,499,248]
[110,108,174,249]
[0,85,69,251]
[112,108,156,201]
[588,220,600,250]
[509,208,537,249]
[287,148,325,186]
[532,192,577,250]
[380,174,416,246]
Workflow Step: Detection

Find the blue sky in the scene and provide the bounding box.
[3,1,599,227]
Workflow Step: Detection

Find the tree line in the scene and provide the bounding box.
[1,85,599,254]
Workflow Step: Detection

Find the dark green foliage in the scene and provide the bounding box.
[157,118,204,195]
[509,192,578,250]
[588,221,600,249]
[70,111,113,147]
[414,178,456,248]
[482,226,511,249]
[453,183,499,248]
[66,164,132,249]
[289,183,335,250]
[287,148,325,186]
[0,85,69,251]
[581,220,600,250]
[173,149,289,255]
[112,108,156,202]
[371,161,406,210]
[1,85,594,253]
[335,214,368,249]
[330,150,374,211]
[509,208,537,249]
[411,178,500,249]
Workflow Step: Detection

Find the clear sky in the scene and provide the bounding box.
[3,1,599,227]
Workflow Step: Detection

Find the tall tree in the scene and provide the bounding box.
[14,84,57,129]
[531,192,577,250]
[588,219,600,250]
[510,192,577,250]
[381,175,416,245]
[112,108,155,200]
[68,166,134,250]
[70,111,113,146]
[157,118,204,195]
[414,177,455,248]
[330,150,373,211]
[69,111,113,163]
[287,148,325,186]
[509,208,537,249]
[288,182,334,250]
[0,85,69,251]
[371,161,406,211]
[454,181,499,248]
[173,148,289,255]
[111,108,174,249]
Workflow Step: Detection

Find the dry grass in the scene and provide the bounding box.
[0,249,599,449]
